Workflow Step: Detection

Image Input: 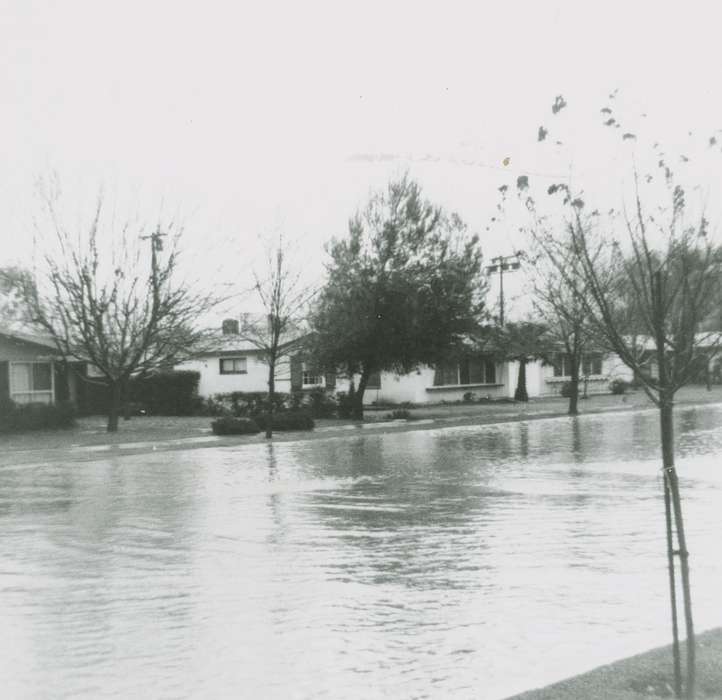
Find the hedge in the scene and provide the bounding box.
[206,391,290,417]
[0,398,76,432]
[129,371,201,416]
[252,411,315,432]
[210,416,261,435]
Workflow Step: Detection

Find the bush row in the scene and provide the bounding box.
[210,410,315,435]
[128,371,202,416]
[558,378,631,397]
[0,397,76,432]
[203,387,337,419]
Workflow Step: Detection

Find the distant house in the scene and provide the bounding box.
[177,318,663,405]
[175,317,311,396]
[0,330,81,405]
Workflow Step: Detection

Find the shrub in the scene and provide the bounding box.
[212,391,290,417]
[386,408,411,420]
[609,378,629,395]
[307,387,337,418]
[289,387,336,418]
[560,381,577,398]
[129,370,201,416]
[336,392,355,419]
[0,399,76,432]
[210,416,261,435]
[462,391,476,403]
[252,411,314,431]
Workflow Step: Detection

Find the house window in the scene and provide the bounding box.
[553,353,603,377]
[433,356,496,386]
[302,369,323,386]
[219,357,247,374]
[553,354,573,377]
[582,353,603,376]
[366,371,381,390]
[10,361,53,404]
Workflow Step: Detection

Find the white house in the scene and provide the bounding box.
[327,351,633,405]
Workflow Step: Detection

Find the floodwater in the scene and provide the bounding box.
[1,406,722,699]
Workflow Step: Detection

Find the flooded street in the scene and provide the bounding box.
[1,406,721,699]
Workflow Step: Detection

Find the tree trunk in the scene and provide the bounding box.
[660,394,695,699]
[352,366,371,420]
[266,359,276,439]
[664,462,682,699]
[568,355,580,416]
[514,359,528,402]
[121,377,132,421]
[107,381,121,432]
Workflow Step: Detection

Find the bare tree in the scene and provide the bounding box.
[21,195,216,432]
[546,181,722,699]
[528,229,607,415]
[239,236,314,438]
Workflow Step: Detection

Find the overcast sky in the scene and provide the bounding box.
[2,0,721,317]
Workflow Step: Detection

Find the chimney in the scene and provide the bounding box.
[222,318,239,335]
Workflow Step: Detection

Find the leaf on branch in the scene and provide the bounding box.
[551,95,567,114]
[622,132,636,140]
[609,88,619,99]
[538,126,548,141]
[498,184,508,195]
[673,185,685,215]
[516,175,529,192]
[571,198,585,210]
[604,118,616,127]
[709,136,717,147]
[680,154,689,162]
[600,107,612,114]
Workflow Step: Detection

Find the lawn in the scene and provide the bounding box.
[505,628,722,699]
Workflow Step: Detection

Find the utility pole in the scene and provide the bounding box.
[485,252,522,327]
[140,228,167,305]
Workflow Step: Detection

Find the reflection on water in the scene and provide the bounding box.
[1,407,722,699]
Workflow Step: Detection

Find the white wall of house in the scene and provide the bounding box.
[177,353,291,397]
[336,362,506,405]
[329,352,634,405]
[538,354,633,397]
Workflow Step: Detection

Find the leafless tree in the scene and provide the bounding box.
[547,179,722,699]
[527,229,607,415]
[239,236,315,438]
[21,194,216,432]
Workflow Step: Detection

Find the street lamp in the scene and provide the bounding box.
[485,252,522,327]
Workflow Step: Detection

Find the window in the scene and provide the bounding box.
[10,361,53,404]
[553,354,573,377]
[302,370,323,386]
[433,356,496,386]
[553,353,603,377]
[366,371,381,390]
[583,354,603,376]
[219,357,247,374]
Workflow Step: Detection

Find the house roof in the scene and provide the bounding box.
[195,329,310,356]
[0,327,59,352]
